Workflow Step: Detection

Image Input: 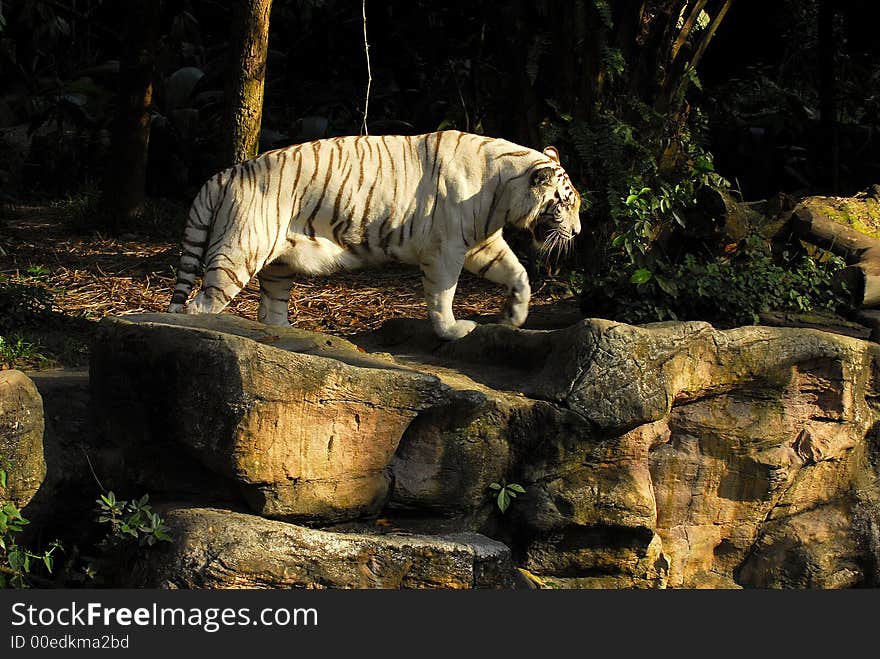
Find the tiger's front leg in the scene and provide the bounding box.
[464,234,531,327]
[419,249,477,340]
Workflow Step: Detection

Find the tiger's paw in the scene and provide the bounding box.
[435,319,478,341]
[499,302,528,327]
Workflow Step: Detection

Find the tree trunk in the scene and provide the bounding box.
[100,0,160,221]
[220,0,274,168]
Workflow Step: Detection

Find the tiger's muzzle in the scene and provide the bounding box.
[533,208,579,244]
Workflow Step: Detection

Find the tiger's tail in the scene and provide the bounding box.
[167,175,220,313]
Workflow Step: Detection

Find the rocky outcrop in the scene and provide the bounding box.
[90,313,447,523]
[0,369,46,509]
[135,506,518,589]
[359,317,880,589]
[86,312,880,589]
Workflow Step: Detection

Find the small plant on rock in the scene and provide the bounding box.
[95,492,171,549]
[489,482,526,513]
[86,491,171,585]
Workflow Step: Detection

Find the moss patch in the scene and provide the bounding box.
[803,196,880,239]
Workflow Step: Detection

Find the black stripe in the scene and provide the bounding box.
[430,132,444,181]
[305,147,334,239]
[479,252,504,277]
[202,285,232,303]
[483,186,501,237]
[205,265,245,288]
[453,131,465,154]
[493,150,531,160]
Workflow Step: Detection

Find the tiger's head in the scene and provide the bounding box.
[527,146,581,256]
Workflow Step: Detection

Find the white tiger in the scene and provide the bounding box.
[168,130,581,340]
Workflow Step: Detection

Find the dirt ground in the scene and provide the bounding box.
[0,204,581,370]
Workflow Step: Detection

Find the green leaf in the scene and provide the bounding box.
[630,268,653,284]
[508,484,526,494]
[497,489,510,513]
[694,156,714,172]
[488,482,502,491]
[43,553,53,573]
[0,469,6,489]
[654,274,679,297]
[3,502,20,515]
[8,548,23,571]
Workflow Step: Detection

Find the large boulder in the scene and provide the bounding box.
[0,369,45,510]
[89,314,447,523]
[133,506,518,589]
[356,317,880,589]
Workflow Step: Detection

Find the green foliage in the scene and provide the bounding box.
[583,235,849,326]
[0,457,62,588]
[0,269,56,369]
[612,149,727,263]
[543,96,725,251]
[543,65,850,329]
[95,491,172,550]
[0,334,49,370]
[0,277,54,334]
[1,455,172,588]
[489,482,525,514]
[0,273,55,370]
[51,190,101,234]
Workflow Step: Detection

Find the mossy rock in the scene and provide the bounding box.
[798,195,880,240]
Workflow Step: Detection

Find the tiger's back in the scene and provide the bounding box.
[169,130,581,340]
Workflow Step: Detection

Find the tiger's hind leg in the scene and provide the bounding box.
[186,253,262,316]
[257,261,294,326]
[464,235,531,327]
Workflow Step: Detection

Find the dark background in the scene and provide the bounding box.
[2,0,878,203]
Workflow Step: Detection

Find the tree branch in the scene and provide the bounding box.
[686,0,733,72]
[666,0,734,108]
[671,0,709,62]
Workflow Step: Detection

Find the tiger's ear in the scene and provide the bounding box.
[530,166,555,188]
[543,146,560,164]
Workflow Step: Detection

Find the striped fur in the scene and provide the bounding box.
[168,130,581,340]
